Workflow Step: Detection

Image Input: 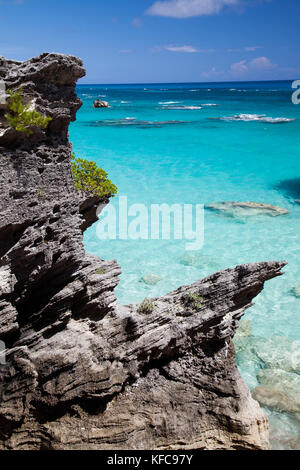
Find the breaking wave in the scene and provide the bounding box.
[216,114,296,124]
[161,105,202,110]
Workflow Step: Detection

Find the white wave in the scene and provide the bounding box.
[124,117,136,120]
[219,114,295,123]
[162,105,202,110]
[159,101,182,104]
[201,103,218,107]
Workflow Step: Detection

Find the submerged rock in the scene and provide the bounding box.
[206,201,289,218]
[0,53,287,451]
[291,285,300,298]
[93,99,109,108]
[179,252,218,270]
[236,335,300,374]
[140,274,162,285]
[255,337,300,373]
[235,319,252,339]
[252,386,299,416]
[257,369,300,404]
[253,369,300,416]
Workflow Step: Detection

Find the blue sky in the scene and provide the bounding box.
[0,0,299,83]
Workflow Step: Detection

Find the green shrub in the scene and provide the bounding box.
[186,291,203,310]
[137,298,155,315]
[5,89,52,137]
[96,268,105,275]
[71,153,117,198]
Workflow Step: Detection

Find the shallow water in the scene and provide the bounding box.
[70,81,300,449]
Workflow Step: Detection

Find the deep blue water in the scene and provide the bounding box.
[70,80,300,449]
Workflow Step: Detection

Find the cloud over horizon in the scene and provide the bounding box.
[230,56,276,75]
[146,0,239,18]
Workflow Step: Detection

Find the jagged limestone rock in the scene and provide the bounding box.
[0,53,287,450]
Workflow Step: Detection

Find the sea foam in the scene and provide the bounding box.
[218,114,295,124]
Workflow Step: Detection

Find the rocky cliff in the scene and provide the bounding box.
[0,53,286,450]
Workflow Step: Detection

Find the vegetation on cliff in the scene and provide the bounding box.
[71,153,117,198]
[137,298,155,314]
[5,89,52,137]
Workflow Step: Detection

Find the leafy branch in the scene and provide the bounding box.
[71,153,117,198]
[5,89,52,137]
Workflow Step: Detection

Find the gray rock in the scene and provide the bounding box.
[206,201,289,218]
[179,252,218,270]
[255,337,300,373]
[253,368,300,416]
[235,335,300,373]
[291,285,300,298]
[140,274,162,285]
[257,368,300,404]
[0,53,287,451]
[93,99,109,108]
[235,319,252,339]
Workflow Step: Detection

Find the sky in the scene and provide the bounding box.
[0,0,299,83]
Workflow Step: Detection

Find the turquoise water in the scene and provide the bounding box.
[70,81,300,449]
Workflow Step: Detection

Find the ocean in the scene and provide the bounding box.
[70,81,300,450]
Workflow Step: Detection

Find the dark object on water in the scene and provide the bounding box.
[93,99,109,108]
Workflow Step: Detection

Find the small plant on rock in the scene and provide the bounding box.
[5,89,52,137]
[186,291,203,310]
[71,153,117,198]
[138,298,155,315]
[96,268,105,275]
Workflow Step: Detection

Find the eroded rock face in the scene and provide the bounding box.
[0,53,286,450]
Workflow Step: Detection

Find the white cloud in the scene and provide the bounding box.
[230,59,248,73]
[202,67,224,79]
[165,45,198,52]
[230,56,276,75]
[249,56,276,69]
[165,45,214,53]
[146,0,239,18]
[228,46,263,53]
[244,45,262,52]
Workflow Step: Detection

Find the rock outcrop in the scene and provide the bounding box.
[206,201,289,218]
[93,99,109,108]
[0,53,286,450]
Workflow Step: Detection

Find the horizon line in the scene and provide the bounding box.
[77,78,296,86]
